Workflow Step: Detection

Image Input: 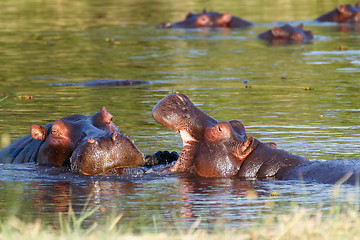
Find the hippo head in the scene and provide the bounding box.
[157,9,232,29]
[157,9,252,29]
[152,93,218,142]
[30,107,144,175]
[258,24,314,45]
[316,3,360,23]
[70,131,144,175]
[205,121,251,158]
[152,93,249,176]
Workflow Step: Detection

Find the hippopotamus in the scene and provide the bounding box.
[52,79,149,87]
[316,3,360,23]
[157,9,253,29]
[0,107,144,175]
[152,93,360,184]
[258,24,314,45]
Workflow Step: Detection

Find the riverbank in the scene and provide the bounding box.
[1,204,359,240]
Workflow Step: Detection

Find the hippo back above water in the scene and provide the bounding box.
[157,9,253,29]
[0,107,144,175]
[316,3,360,23]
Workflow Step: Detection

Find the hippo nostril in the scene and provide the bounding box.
[218,126,222,132]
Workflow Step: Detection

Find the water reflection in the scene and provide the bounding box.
[1,0,360,231]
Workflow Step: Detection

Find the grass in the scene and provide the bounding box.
[1,203,360,240]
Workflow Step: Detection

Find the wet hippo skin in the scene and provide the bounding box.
[258,24,314,45]
[316,3,360,23]
[157,9,253,29]
[152,93,360,184]
[0,107,144,175]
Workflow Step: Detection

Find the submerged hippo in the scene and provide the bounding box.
[52,79,149,87]
[157,9,253,29]
[316,3,360,23]
[0,107,144,175]
[152,93,360,184]
[258,24,314,45]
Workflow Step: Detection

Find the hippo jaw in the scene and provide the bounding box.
[70,132,144,176]
[152,93,217,141]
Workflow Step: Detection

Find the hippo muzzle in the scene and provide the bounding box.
[70,131,144,175]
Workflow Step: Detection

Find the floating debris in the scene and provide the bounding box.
[303,87,315,91]
[105,37,119,45]
[270,191,281,196]
[318,114,324,118]
[336,45,348,50]
[281,76,288,80]
[18,95,34,100]
[245,85,252,88]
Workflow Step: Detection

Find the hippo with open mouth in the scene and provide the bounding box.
[152,93,360,184]
[0,107,144,175]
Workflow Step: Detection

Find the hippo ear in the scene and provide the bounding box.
[271,26,283,37]
[202,8,207,13]
[100,106,108,113]
[266,142,277,149]
[337,4,346,14]
[186,12,194,19]
[221,12,232,24]
[298,23,304,29]
[235,137,259,160]
[30,125,47,141]
[229,120,247,138]
[95,106,113,124]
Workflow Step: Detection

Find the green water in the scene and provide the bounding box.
[0,0,359,231]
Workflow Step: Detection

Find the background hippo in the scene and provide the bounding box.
[316,3,360,23]
[153,93,360,184]
[0,107,144,175]
[157,9,253,29]
[258,24,314,45]
[52,79,149,87]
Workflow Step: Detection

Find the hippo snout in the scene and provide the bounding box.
[70,132,144,175]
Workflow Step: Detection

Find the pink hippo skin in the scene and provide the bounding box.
[258,24,314,45]
[0,107,144,175]
[157,9,253,29]
[152,93,360,184]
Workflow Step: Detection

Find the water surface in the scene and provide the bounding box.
[0,0,359,231]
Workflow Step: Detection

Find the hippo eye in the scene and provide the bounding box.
[197,15,209,25]
[106,117,113,124]
[199,17,207,23]
[51,130,59,138]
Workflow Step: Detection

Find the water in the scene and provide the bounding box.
[0,0,360,231]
